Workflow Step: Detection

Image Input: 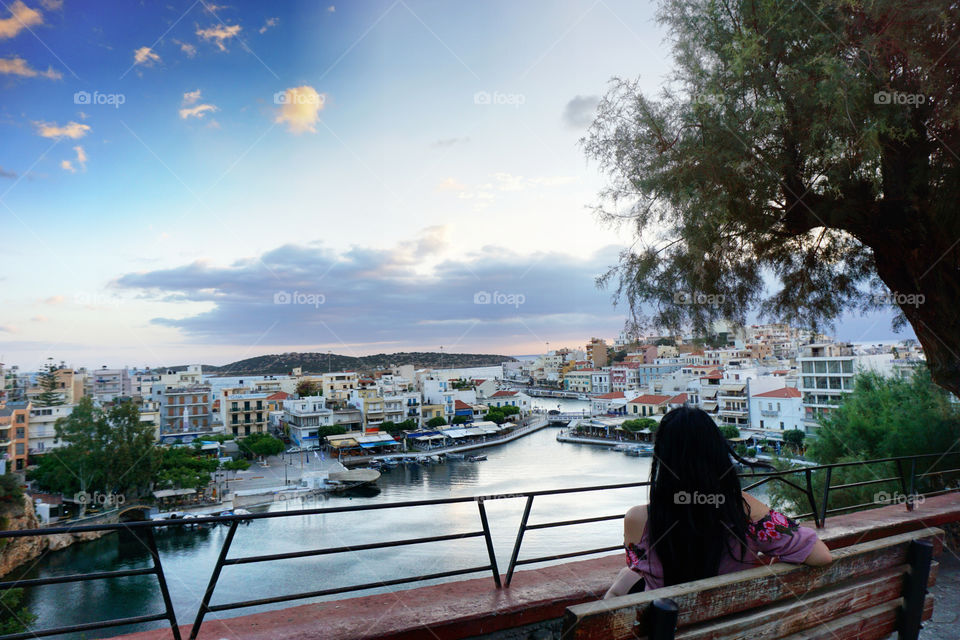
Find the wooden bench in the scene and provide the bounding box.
[561,527,942,640]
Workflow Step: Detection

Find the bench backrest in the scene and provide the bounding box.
[561,527,942,640]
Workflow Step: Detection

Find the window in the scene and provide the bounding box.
[15,414,24,423]
[16,428,24,438]
[759,420,764,429]
[780,421,784,429]
[777,402,781,411]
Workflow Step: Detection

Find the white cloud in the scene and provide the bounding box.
[73,145,87,169]
[0,56,61,79]
[436,177,466,192]
[33,120,90,139]
[0,325,18,334]
[327,5,335,12]
[274,86,325,134]
[259,17,278,34]
[39,0,62,10]
[60,159,74,172]
[133,46,161,67]
[0,1,43,40]
[179,104,218,119]
[196,24,241,51]
[174,39,196,57]
[182,89,202,105]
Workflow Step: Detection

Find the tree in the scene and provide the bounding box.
[316,425,347,439]
[586,0,960,396]
[485,409,506,424]
[0,588,36,635]
[29,398,157,505]
[238,433,285,459]
[622,418,658,433]
[34,360,64,407]
[295,379,320,397]
[450,415,470,424]
[500,405,521,417]
[426,416,447,428]
[0,474,22,505]
[782,429,806,451]
[221,459,250,472]
[378,419,416,435]
[155,447,218,491]
[719,425,740,440]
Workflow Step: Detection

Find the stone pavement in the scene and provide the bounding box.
[920,546,960,639]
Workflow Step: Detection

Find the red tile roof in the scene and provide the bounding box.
[267,391,291,400]
[771,370,791,375]
[627,394,672,404]
[753,387,801,398]
[454,399,473,410]
[700,371,723,380]
[668,393,688,404]
[490,390,518,397]
[594,391,625,400]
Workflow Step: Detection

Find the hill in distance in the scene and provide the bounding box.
[160,351,517,376]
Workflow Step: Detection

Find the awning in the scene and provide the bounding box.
[360,440,399,448]
[152,488,196,499]
[328,438,359,449]
[415,434,446,441]
[720,384,746,393]
[440,428,470,438]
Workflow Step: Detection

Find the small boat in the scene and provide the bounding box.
[624,445,654,457]
[445,453,465,460]
[467,455,487,462]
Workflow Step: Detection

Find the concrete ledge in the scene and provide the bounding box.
[117,493,960,640]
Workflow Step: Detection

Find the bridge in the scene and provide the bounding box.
[547,411,591,423]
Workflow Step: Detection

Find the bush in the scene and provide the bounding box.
[720,425,740,439]
[746,447,757,458]
[0,474,23,505]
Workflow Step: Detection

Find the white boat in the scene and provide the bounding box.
[445,453,465,460]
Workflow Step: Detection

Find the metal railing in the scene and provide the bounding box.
[1,451,959,639]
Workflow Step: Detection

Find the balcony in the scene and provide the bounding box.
[760,409,779,417]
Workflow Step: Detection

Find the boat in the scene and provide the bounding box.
[445,453,465,460]
[467,455,487,462]
[624,445,654,457]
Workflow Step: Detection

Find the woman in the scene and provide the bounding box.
[605,406,831,598]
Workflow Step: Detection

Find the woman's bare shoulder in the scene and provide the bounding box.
[741,492,771,522]
[624,505,648,543]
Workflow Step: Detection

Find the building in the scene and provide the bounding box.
[486,390,531,413]
[0,401,30,472]
[587,338,609,368]
[28,403,74,455]
[563,370,593,394]
[798,343,894,434]
[154,383,212,438]
[220,388,270,437]
[590,370,611,395]
[626,394,672,417]
[591,391,626,416]
[748,387,804,438]
[283,396,335,448]
[88,367,132,402]
[322,372,359,404]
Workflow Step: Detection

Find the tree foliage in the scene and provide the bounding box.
[34,360,65,407]
[426,416,447,428]
[238,432,285,458]
[155,447,218,491]
[586,0,960,395]
[0,587,35,635]
[719,425,740,439]
[782,429,805,450]
[295,380,320,397]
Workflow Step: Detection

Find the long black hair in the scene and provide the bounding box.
[647,406,763,586]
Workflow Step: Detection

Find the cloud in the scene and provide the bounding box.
[30,315,48,322]
[259,17,278,34]
[179,89,218,119]
[182,88,202,105]
[196,24,241,51]
[133,46,161,67]
[327,5,335,12]
[112,229,623,349]
[274,85,325,134]
[39,0,62,9]
[43,295,64,305]
[0,56,62,79]
[34,120,89,139]
[174,39,196,57]
[562,94,600,128]
[0,1,43,40]
[179,104,218,119]
[437,177,466,192]
[0,166,16,179]
[61,159,74,172]
[431,137,469,148]
[0,325,18,334]
[73,145,87,169]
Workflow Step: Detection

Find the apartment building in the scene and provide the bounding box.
[0,401,30,472]
[88,367,132,402]
[28,403,74,454]
[563,370,593,393]
[322,372,359,403]
[220,388,270,436]
[154,383,212,436]
[283,396,335,447]
[586,338,609,368]
[590,370,611,395]
[748,387,804,437]
[486,390,530,412]
[349,388,386,427]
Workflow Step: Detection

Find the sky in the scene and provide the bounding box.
[0,0,913,371]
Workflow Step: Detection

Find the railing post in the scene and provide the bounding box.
[476,498,501,588]
[898,539,933,640]
[907,458,917,511]
[804,468,821,528]
[505,495,534,587]
[144,526,183,640]
[817,466,832,528]
[190,520,239,640]
[646,598,678,640]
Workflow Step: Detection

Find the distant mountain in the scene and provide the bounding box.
[160,351,517,376]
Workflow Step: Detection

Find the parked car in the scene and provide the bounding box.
[286,446,302,454]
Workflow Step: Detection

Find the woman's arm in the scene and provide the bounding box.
[741,492,832,567]
[604,506,648,599]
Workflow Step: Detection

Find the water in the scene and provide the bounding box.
[16,417,653,638]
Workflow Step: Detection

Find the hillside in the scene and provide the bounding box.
[161,351,517,375]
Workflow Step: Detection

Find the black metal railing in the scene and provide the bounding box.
[1,451,959,639]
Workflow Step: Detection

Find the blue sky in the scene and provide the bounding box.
[0,0,912,370]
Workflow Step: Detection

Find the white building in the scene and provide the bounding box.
[486,390,531,413]
[28,404,74,455]
[283,396,335,448]
[747,387,804,439]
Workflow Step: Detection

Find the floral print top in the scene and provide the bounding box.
[624,509,819,591]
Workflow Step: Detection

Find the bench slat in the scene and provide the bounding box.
[561,528,943,640]
[776,595,934,640]
[674,561,939,640]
